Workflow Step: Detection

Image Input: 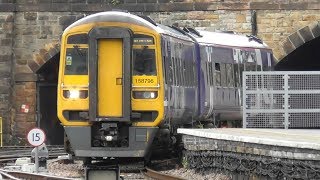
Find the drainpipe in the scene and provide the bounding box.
[251,10,257,36]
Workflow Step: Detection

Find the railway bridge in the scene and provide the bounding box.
[0,0,319,145]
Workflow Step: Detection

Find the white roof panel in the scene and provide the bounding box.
[195,30,270,49]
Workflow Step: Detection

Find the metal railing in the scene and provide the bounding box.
[243,71,320,129]
[0,117,2,147]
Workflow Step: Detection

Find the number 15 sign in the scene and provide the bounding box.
[27,128,46,147]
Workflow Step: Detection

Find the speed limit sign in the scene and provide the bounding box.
[27,128,46,147]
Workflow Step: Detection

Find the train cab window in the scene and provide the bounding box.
[133,47,156,75]
[215,63,221,86]
[64,47,88,75]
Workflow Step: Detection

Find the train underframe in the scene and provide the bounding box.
[64,122,158,160]
[63,109,242,164]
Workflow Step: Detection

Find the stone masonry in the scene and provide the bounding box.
[0,0,318,144]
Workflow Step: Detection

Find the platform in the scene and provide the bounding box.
[178,128,320,150]
[179,128,320,179]
[178,128,320,160]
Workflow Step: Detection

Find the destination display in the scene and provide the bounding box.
[133,37,154,45]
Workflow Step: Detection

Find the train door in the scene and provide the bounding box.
[88,27,132,122]
[98,39,123,117]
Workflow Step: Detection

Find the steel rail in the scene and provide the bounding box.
[0,169,20,180]
[0,169,74,180]
[142,167,186,180]
[0,153,66,159]
[0,152,67,163]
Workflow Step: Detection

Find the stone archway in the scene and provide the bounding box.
[28,43,60,73]
[275,21,320,70]
[27,42,63,145]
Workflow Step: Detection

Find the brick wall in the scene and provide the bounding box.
[257,10,320,60]
[0,13,14,144]
[0,0,318,144]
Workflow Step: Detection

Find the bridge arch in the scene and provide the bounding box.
[27,43,63,145]
[276,21,320,70]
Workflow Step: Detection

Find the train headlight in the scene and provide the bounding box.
[63,90,88,99]
[133,91,158,99]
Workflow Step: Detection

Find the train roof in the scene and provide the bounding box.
[65,11,159,32]
[64,11,270,49]
[64,11,192,41]
[188,30,270,49]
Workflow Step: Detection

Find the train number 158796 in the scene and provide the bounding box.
[135,78,154,84]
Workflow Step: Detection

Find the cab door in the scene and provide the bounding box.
[98,39,123,117]
[88,27,132,122]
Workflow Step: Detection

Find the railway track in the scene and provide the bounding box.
[0,169,74,180]
[142,167,186,180]
[0,145,66,163]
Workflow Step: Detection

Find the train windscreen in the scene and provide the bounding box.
[133,48,156,76]
[64,47,88,75]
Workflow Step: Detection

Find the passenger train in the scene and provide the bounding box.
[57,11,274,161]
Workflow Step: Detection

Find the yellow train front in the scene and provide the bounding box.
[57,11,165,159]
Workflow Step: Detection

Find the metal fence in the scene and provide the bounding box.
[243,71,320,129]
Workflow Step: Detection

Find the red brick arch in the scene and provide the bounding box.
[28,43,60,73]
[279,21,320,61]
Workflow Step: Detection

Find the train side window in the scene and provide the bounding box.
[182,59,186,86]
[174,58,180,86]
[179,58,183,86]
[209,62,214,86]
[186,59,191,86]
[172,57,177,85]
[226,64,234,87]
[191,61,195,86]
[257,64,262,71]
[168,57,173,85]
[233,64,239,87]
[184,60,188,86]
[267,52,272,71]
[163,56,168,83]
[220,64,227,87]
[205,62,209,86]
[239,63,245,87]
[215,63,221,86]
[176,57,181,86]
